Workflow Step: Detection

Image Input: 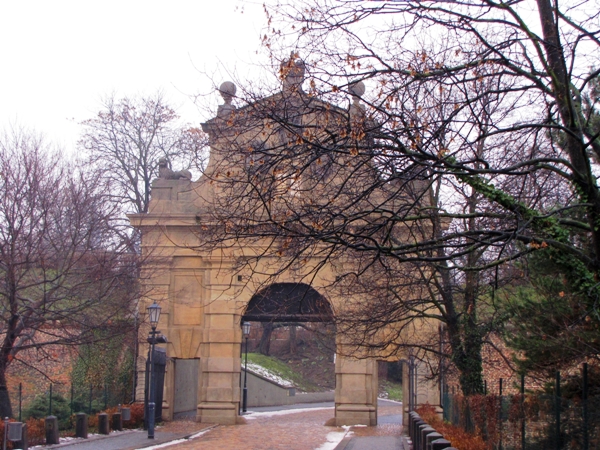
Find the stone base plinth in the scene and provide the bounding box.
[197,402,238,425]
[335,404,377,426]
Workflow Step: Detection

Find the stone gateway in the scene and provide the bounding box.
[129,57,440,426]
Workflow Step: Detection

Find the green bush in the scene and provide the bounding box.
[23,392,71,430]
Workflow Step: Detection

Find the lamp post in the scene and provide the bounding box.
[147,302,161,439]
[242,321,251,413]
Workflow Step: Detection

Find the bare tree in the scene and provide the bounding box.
[196,0,600,395]
[80,92,207,216]
[0,128,140,417]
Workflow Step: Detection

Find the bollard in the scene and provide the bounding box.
[409,413,420,433]
[112,412,122,431]
[14,422,28,450]
[45,416,59,445]
[413,418,426,443]
[420,426,436,450]
[98,413,109,435]
[426,432,443,450]
[417,423,430,449]
[431,438,452,450]
[121,407,131,421]
[408,412,419,440]
[75,413,88,439]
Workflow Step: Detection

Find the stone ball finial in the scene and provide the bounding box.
[219,81,237,104]
[349,81,365,98]
[217,81,237,118]
[349,81,366,119]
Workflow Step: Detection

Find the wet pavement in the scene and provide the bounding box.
[37,400,405,450]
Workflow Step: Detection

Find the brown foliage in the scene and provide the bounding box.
[124,403,145,429]
[26,418,46,446]
[417,404,487,450]
[0,418,45,449]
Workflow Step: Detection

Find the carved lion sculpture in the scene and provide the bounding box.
[158,158,192,180]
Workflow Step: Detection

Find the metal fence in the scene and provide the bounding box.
[13,381,133,424]
[442,364,599,449]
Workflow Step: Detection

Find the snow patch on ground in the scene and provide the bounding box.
[244,406,333,419]
[246,362,294,387]
[315,426,352,450]
[141,428,214,449]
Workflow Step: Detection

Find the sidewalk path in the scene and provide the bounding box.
[40,422,215,450]
[334,400,405,450]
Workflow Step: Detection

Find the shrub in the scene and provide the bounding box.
[124,403,145,429]
[88,412,98,430]
[416,404,488,450]
[23,392,71,430]
[0,418,45,449]
[26,418,46,446]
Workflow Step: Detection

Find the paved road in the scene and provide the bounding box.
[42,400,405,450]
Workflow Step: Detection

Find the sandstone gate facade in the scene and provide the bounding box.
[130,58,440,426]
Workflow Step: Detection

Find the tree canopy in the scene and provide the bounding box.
[0,128,140,417]
[197,0,600,394]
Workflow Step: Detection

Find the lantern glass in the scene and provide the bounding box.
[242,321,251,337]
[147,302,161,328]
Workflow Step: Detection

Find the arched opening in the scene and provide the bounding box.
[240,283,336,408]
[242,282,333,323]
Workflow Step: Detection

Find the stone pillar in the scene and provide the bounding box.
[197,296,240,425]
[334,355,378,426]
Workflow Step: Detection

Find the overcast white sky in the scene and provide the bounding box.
[0,0,271,152]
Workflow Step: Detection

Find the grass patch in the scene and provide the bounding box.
[380,380,403,401]
[246,353,322,392]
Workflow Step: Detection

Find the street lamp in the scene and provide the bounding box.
[147,302,161,439]
[242,321,251,413]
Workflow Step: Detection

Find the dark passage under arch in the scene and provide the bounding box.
[242,282,333,322]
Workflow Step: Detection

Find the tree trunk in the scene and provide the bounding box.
[258,323,273,355]
[288,325,297,355]
[433,185,485,397]
[453,324,484,396]
[536,0,600,265]
[0,365,12,418]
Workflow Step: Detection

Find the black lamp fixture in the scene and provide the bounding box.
[242,321,251,413]
[146,302,161,439]
[242,321,251,338]
[148,302,161,330]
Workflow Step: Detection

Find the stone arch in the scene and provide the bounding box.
[240,282,378,426]
[243,282,333,323]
